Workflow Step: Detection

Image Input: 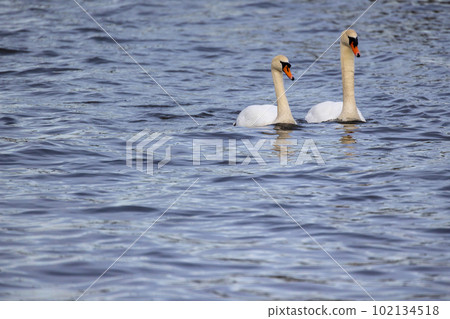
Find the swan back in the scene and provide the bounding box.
[305,101,365,123]
[305,101,343,123]
[235,104,277,127]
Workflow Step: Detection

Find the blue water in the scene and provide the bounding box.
[0,0,449,300]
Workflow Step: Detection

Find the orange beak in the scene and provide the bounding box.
[283,65,295,81]
[350,43,360,57]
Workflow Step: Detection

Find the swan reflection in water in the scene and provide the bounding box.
[271,125,297,164]
[339,123,358,157]
[268,124,326,165]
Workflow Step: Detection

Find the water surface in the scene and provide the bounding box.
[0,0,449,300]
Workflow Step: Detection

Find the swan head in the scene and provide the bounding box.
[271,55,294,81]
[341,29,360,57]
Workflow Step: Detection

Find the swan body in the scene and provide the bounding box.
[306,29,365,123]
[235,104,277,127]
[235,55,295,127]
[305,101,365,123]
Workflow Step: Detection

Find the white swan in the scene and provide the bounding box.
[305,29,366,123]
[235,55,296,127]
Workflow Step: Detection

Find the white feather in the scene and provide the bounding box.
[305,101,365,123]
[305,101,341,123]
[235,104,277,127]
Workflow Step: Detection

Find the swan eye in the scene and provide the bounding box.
[280,61,291,69]
[348,36,358,47]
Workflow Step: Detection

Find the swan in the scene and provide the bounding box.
[305,29,366,123]
[234,55,296,127]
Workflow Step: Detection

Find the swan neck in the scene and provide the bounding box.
[272,69,296,124]
[339,43,360,121]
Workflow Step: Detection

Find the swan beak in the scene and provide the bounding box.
[350,43,360,57]
[283,65,295,81]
